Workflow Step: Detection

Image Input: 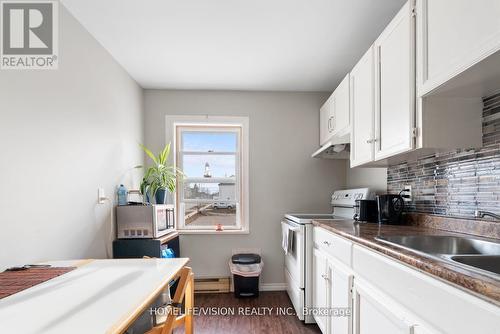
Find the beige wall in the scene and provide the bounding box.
[0,7,144,270]
[346,163,387,194]
[144,90,346,284]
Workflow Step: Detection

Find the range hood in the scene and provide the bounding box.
[311,133,350,159]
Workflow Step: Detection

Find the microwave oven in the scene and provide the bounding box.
[116,204,175,239]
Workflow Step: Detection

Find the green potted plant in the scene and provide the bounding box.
[137,143,184,204]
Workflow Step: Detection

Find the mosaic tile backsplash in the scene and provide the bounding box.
[387,92,500,217]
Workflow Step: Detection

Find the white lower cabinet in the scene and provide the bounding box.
[330,260,353,334]
[312,227,500,334]
[313,249,354,334]
[313,248,330,334]
[353,279,416,334]
[313,227,354,334]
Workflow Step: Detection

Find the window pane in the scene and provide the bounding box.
[183,182,236,201]
[182,154,236,178]
[184,202,237,227]
[182,131,237,152]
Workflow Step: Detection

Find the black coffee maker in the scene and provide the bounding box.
[376,194,404,224]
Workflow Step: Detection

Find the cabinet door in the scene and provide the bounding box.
[329,261,353,334]
[320,94,335,146]
[417,0,500,96]
[353,280,413,334]
[332,74,350,137]
[313,248,330,334]
[374,0,415,160]
[320,99,329,146]
[350,47,375,167]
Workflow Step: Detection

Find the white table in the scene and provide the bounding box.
[0,258,189,334]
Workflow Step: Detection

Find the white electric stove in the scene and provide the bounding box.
[282,188,371,323]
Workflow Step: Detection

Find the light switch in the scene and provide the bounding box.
[98,188,106,204]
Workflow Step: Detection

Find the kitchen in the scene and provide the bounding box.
[1,0,500,333]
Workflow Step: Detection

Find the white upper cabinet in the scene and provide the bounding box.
[329,0,492,165]
[350,47,375,167]
[319,74,350,146]
[417,0,500,96]
[374,0,415,160]
[332,74,350,137]
[319,94,335,146]
[350,1,416,166]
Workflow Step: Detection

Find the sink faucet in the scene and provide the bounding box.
[474,210,500,220]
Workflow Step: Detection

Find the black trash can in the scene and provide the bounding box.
[230,253,263,298]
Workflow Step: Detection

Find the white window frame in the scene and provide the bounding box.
[166,115,249,234]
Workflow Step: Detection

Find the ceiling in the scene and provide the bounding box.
[62,0,406,91]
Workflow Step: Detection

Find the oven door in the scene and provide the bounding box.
[282,219,305,289]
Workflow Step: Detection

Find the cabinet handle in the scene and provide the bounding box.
[321,274,329,281]
[323,241,332,247]
[366,138,378,144]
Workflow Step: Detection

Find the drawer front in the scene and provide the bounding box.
[313,226,352,266]
[285,268,304,321]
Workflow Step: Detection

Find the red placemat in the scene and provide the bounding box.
[0,267,76,299]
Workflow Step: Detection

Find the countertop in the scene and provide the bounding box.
[312,219,500,305]
[0,258,189,334]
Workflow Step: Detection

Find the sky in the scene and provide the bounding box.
[181,131,237,178]
[182,131,237,152]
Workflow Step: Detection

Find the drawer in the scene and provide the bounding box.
[285,268,304,321]
[313,226,352,266]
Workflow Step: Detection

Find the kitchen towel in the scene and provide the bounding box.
[281,221,294,254]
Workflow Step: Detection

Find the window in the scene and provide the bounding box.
[167,116,249,234]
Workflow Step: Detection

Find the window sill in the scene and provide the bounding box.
[177,229,250,235]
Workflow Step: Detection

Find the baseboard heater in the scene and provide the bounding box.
[194,277,231,294]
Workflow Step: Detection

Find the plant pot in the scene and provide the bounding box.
[155,188,167,204]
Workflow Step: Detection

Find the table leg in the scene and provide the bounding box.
[184,272,194,334]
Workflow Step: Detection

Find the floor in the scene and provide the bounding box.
[175,291,321,334]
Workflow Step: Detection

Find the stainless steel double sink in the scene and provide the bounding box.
[375,235,500,278]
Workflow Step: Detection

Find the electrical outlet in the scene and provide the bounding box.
[98,188,106,204]
[402,185,412,202]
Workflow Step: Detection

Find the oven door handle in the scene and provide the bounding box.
[282,220,301,232]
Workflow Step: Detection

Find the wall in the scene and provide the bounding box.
[144,90,346,285]
[387,92,500,217]
[346,164,387,194]
[0,7,144,270]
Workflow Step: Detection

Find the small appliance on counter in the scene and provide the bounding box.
[116,204,174,239]
[354,199,378,222]
[376,194,404,225]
